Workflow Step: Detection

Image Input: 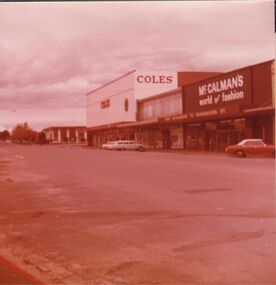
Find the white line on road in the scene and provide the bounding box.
[15,155,24,159]
[0,149,10,154]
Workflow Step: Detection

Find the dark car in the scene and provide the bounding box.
[225,139,275,158]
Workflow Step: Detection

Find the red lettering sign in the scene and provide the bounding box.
[100,99,110,109]
[136,75,174,84]
[137,75,143,83]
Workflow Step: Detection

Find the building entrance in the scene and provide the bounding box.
[162,129,171,149]
[185,124,205,151]
[185,119,246,152]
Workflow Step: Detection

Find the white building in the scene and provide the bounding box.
[86,70,220,147]
[43,126,87,144]
[86,70,178,129]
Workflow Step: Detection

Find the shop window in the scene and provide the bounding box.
[170,126,183,149]
[234,118,245,130]
[139,93,182,120]
[185,125,205,151]
[206,122,216,130]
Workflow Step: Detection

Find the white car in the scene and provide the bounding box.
[102,140,145,151]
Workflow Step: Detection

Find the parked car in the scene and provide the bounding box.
[225,139,275,158]
[102,140,145,151]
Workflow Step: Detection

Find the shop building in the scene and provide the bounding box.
[43,126,87,144]
[86,60,274,151]
[182,59,275,151]
[122,88,185,149]
[86,70,181,147]
[86,70,219,147]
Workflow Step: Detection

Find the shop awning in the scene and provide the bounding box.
[117,119,159,128]
[243,106,275,114]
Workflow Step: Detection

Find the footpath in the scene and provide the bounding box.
[0,254,43,285]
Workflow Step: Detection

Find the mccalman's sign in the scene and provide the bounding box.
[184,68,252,114]
[198,74,244,106]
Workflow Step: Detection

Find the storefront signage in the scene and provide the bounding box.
[124,98,129,112]
[134,71,177,99]
[100,99,110,109]
[198,74,244,106]
[159,114,188,122]
[186,106,240,119]
[136,75,173,84]
[184,68,252,115]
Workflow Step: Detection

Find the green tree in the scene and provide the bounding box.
[0,130,10,141]
[12,122,36,144]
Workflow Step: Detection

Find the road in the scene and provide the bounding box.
[0,142,275,284]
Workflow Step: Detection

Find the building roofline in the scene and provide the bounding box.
[137,87,183,103]
[182,59,275,89]
[86,70,136,96]
[43,126,86,131]
[87,121,134,131]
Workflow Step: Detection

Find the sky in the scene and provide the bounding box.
[0,0,274,131]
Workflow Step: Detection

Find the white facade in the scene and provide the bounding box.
[44,126,87,144]
[86,70,177,128]
[86,71,136,128]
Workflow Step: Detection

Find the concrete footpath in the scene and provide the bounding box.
[0,255,43,285]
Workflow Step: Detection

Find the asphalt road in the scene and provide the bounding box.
[0,142,275,284]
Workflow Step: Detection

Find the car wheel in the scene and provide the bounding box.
[235,150,246,158]
[138,146,144,152]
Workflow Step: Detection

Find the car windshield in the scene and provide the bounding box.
[238,140,246,145]
[245,141,265,146]
[238,140,265,146]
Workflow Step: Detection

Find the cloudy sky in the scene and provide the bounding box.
[0,1,274,131]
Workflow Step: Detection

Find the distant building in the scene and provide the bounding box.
[43,126,87,144]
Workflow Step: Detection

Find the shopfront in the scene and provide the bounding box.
[137,124,184,150]
[134,88,184,149]
[182,60,274,151]
[86,60,274,151]
[88,124,137,147]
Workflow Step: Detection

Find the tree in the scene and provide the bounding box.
[37,131,47,144]
[0,130,10,141]
[12,122,36,144]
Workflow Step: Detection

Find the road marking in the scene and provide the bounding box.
[15,155,24,159]
[0,149,10,154]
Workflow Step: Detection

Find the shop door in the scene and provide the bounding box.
[206,130,216,151]
[162,129,171,149]
[216,131,230,152]
[217,130,240,152]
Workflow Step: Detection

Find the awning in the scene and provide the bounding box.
[117,119,159,128]
[243,106,275,114]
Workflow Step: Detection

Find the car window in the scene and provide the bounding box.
[244,141,264,146]
[253,141,265,146]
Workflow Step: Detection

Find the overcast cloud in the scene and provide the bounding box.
[0,1,274,130]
